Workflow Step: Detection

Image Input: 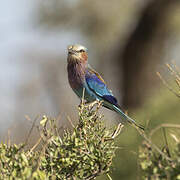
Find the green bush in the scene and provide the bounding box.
[0,102,122,180]
[139,137,180,180]
[0,143,44,179]
[139,64,180,180]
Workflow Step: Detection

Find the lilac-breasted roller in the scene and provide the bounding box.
[67,44,144,129]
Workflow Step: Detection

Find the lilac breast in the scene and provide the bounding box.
[67,62,85,90]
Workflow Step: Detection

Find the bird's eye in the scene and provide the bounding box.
[79,49,85,53]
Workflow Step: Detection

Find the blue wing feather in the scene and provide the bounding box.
[103,95,118,105]
[85,68,118,106]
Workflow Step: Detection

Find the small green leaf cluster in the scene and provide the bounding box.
[139,141,180,180]
[0,102,119,179]
[0,143,46,179]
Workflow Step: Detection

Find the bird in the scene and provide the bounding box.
[67,44,144,130]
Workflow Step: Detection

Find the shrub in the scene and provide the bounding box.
[139,64,180,180]
[0,101,122,179]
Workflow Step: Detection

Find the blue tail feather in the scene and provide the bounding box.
[113,105,144,130]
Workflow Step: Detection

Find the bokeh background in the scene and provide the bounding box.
[1,0,180,179]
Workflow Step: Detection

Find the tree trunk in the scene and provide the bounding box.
[120,0,179,109]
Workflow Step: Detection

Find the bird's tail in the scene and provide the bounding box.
[113,105,144,130]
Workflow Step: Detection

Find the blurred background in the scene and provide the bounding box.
[1,0,180,179]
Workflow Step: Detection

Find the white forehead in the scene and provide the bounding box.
[68,44,87,52]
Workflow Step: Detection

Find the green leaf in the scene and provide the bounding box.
[40,115,48,126]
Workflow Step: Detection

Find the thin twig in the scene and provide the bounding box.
[172,61,180,76]
[150,123,180,138]
[27,137,42,156]
[79,88,86,114]
[166,63,180,79]
[156,72,180,98]
[170,133,179,143]
[67,116,75,128]
[25,115,39,145]
[107,173,112,180]
[111,123,124,139]
[166,63,180,89]
[7,129,11,147]
[162,128,171,157]
[86,169,102,180]
[135,126,172,162]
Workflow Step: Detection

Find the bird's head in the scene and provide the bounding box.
[67,44,88,64]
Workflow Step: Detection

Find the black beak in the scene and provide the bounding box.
[68,49,73,54]
[68,50,77,55]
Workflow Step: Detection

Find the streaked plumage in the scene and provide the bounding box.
[67,44,144,130]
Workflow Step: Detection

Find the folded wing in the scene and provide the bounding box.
[85,67,118,106]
